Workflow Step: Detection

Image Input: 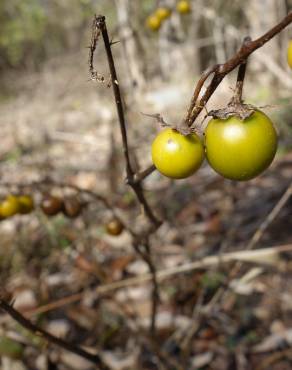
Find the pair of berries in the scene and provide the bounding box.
[151,110,278,181]
[146,1,191,32]
[0,195,34,219]
[41,195,83,218]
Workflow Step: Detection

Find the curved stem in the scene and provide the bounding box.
[184,12,292,127]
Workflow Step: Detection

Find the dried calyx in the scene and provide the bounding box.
[208,100,256,121]
[143,112,199,135]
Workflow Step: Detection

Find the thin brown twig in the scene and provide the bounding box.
[183,64,219,127]
[133,164,156,183]
[91,15,161,336]
[93,15,161,229]
[0,298,109,369]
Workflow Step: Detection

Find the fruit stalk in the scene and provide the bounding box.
[183,12,292,127]
[230,37,251,104]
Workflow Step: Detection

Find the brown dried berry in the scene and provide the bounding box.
[105,218,124,236]
[41,195,63,216]
[63,197,82,218]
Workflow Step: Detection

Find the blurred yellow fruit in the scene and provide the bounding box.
[287,40,292,69]
[146,14,161,31]
[155,7,171,21]
[18,195,34,214]
[176,0,191,14]
[0,195,20,218]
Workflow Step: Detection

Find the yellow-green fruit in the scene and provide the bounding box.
[287,40,292,69]
[146,14,161,31]
[0,195,20,218]
[155,7,171,21]
[176,0,191,14]
[151,128,204,179]
[204,110,278,181]
[18,195,34,214]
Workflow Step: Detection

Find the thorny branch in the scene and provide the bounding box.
[0,298,109,369]
[90,15,161,335]
[183,12,292,128]
[91,15,161,229]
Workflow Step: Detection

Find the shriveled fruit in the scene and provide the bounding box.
[106,218,124,236]
[204,110,278,181]
[63,197,82,218]
[151,128,204,179]
[41,195,64,216]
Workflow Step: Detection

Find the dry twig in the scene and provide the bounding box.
[0,298,109,369]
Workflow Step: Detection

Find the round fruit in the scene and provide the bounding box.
[106,218,124,236]
[18,195,34,214]
[0,195,20,218]
[146,14,161,31]
[176,0,191,14]
[63,197,82,218]
[287,40,292,69]
[41,195,63,216]
[151,128,204,179]
[155,7,171,21]
[204,110,278,181]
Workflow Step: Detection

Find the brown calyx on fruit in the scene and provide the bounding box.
[208,101,256,121]
[142,112,198,135]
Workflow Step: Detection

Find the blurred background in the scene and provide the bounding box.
[0,1,292,369]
